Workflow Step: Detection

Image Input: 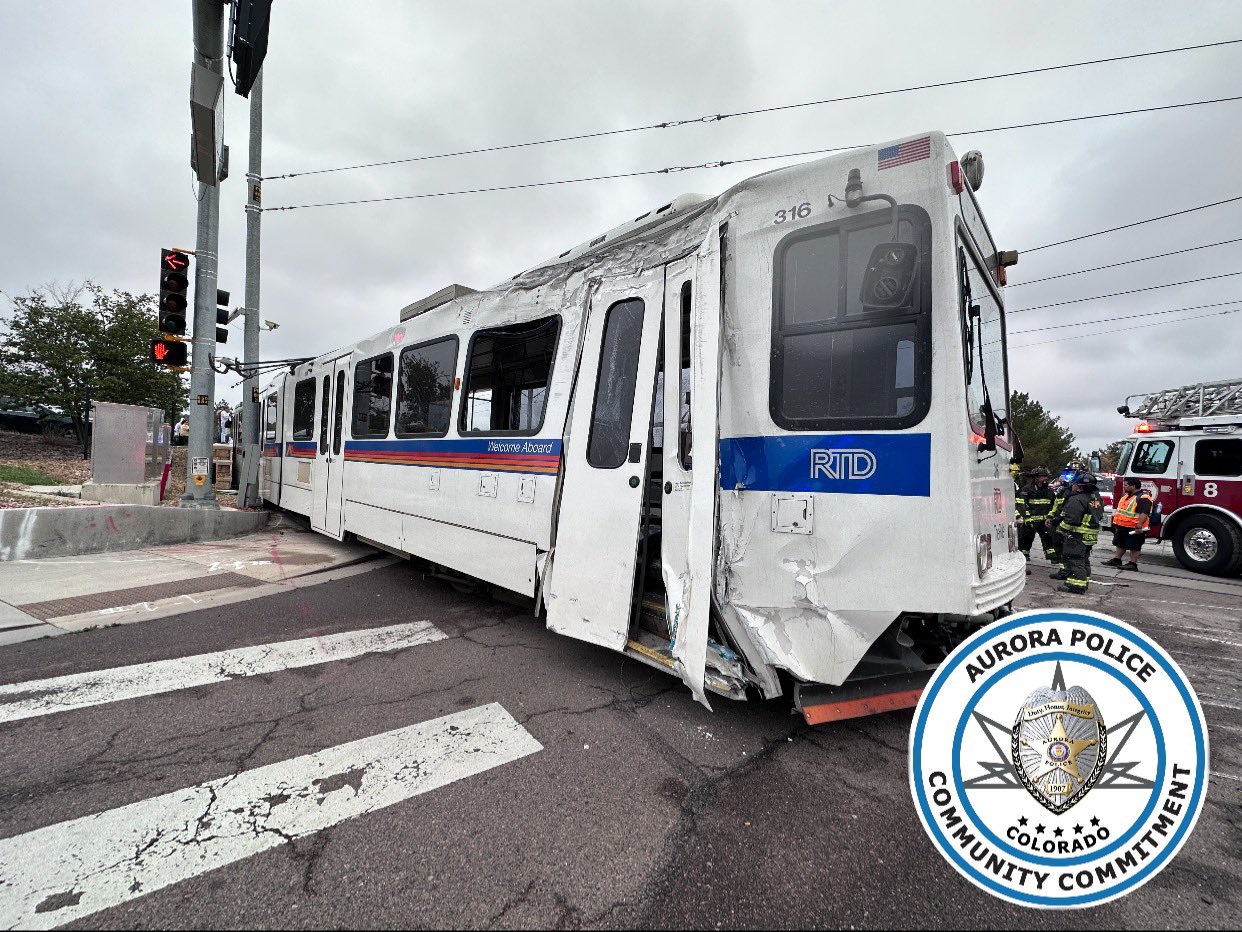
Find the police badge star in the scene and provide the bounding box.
[1011,662,1107,813]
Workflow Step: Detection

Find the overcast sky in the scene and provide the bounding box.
[2,0,1240,453]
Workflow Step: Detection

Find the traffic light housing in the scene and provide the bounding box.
[159,249,191,335]
[229,0,274,98]
[216,289,230,343]
[150,339,189,367]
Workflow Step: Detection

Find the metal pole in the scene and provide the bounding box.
[182,0,226,508]
[238,70,263,507]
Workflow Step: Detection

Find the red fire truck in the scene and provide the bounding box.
[1115,379,1242,575]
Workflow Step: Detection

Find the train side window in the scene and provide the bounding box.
[352,353,394,438]
[318,375,330,454]
[460,316,560,435]
[263,395,278,443]
[679,280,692,469]
[333,372,346,455]
[1132,440,1175,475]
[291,378,316,441]
[395,337,458,437]
[1194,438,1242,477]
[588,299,645,469]
[771,206,932,431]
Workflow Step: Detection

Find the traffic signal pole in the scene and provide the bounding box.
[238,70,263,508]
[182,0,226,509]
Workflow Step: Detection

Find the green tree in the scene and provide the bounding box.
[1093,440,1126,474]
[0,283,188,444]
[1010,390,1080,473]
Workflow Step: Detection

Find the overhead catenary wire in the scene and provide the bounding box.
[265,95,1242,212]
[265,37,1242,181]
[1022,194,1242,253]
[1008,238,1242,286]
[1008,270,1242,314]
[1010,306,1242,348]
[1007,299,1242,335]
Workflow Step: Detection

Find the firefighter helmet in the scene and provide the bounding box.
[1030,466,1051,478]
[1073,471,1100,489]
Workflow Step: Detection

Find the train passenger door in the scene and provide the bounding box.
[311,355,350,538]
[546,267,665,650]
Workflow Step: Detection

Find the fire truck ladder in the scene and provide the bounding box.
[1126,378,1242,423]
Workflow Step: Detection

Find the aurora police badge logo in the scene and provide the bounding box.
[909,609,1209,908]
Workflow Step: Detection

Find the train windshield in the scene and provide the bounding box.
[770,205,931,431]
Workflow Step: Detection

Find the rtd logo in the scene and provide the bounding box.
[810,448,877,481]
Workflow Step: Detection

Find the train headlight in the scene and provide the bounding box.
[976,533,994,577]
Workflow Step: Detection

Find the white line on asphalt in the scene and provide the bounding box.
[0,703,541,930]
[0,622,447,725]
[1175,631,1242,649]
[1201,697,1242,712]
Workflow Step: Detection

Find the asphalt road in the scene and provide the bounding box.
[0,549,1237,929]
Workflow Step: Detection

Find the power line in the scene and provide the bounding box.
[265,37,1242,181]
[1008,238,1242,287]
[266,95,1242,212]
[1011,306,1241,348]
[1022,194,1242,253]
[1008,299,1242,334]
[1008,270,1242,314]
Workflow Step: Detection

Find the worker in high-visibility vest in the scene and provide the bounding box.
[1103,478,1154,571]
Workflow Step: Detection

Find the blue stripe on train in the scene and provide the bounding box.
[719,433,932,497]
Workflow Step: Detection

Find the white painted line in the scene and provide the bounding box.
[0,703,541,929]
[1176,631,1242,649]
[0,621,446,724]
[1212,771,1242,783]
[1201,697,1242,713]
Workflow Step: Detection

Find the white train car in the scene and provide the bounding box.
[259,132,1026,722]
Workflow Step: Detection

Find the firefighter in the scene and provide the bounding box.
[1016,466,1057,573]
[1045,457,1087,563]
[1049,471,1104,594]
[1103,478,1154,571]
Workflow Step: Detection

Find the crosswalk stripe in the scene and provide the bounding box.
[0,621,447,724]
[0,702,541,929]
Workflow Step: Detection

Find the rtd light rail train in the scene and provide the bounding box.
[259,132,1026,722]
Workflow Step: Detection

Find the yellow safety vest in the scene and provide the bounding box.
[1112,492,1151,530]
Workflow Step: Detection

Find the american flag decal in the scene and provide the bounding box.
[877,136,932,170]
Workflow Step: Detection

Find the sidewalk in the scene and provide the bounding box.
[0,521,390,646]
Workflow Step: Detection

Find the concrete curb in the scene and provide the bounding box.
[0,505,270,563]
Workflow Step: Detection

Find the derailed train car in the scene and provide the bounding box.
[259,132,1026,722]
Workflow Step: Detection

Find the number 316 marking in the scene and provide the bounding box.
[774,202,812,224]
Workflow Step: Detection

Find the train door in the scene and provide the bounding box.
[311,355,350,538]
[546,266,665,650]
[260,390,282,503]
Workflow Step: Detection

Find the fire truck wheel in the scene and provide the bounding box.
[1170,514,1242,576]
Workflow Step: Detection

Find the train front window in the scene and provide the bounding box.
[771,205,931,431]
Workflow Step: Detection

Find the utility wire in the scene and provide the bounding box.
[266,95,1242,212]
[265,38,1242,181]
[1008,238,1242,286]
[1008,271,1242,314]
[1011,307,1241,347]
[1007,299,1242,334]
[1023,194,1242,252]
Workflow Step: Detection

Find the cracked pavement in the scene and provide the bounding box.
[0,551,1237,929]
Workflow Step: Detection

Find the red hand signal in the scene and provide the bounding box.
[154,343,169,361]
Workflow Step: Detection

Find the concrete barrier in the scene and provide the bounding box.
[0,505,270,562]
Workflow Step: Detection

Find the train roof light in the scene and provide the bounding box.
[948,161,964,195]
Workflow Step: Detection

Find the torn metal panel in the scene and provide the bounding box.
[670,229,724,710]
